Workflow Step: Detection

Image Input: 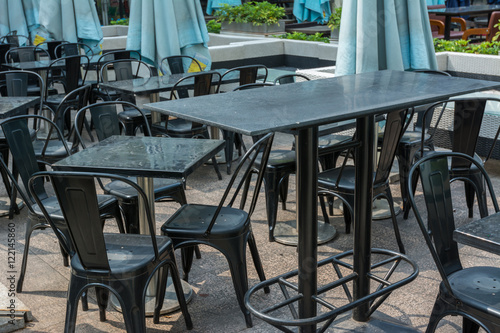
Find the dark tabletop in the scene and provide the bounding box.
[2,55,100,71]
[144,70,500,136]
[99,68,292,96]
[454,212,500,254]
[0,96,39,118]
[427,4,500,15]
[53,136,225,178]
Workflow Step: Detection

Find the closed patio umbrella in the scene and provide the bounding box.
[1,0,30,43]
[335,0,437,76]
[206,0,241,15]
[127,0,211,69]
[426,0,445,5]
[37,0,103,53]
[293,0,332,24]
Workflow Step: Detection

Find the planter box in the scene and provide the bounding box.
[220,21,285,35]
[436,52,500,82]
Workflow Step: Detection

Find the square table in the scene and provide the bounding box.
[53,135,225,315]
[428,4,500,40]
[145,70,500,331]
[454,211,500,254]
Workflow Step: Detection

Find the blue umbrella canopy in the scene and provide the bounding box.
[426,0,445,4]
[336,0,437,76]
[37,0,103,53]
[127,0,211,70]
[206,0,241,15]
[446,0,470,7]
[293,0,332,24]
[0,0,30,42]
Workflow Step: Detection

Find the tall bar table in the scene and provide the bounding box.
[145,70,500,331]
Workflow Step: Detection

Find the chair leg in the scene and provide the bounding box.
[319,195,331,225]
[278,175,289,211]
[211,156,222,180]
[222,130,235,175]
[404,167,420,220]
[425,295,448,333]
[397,144,418,221]
[181,246,195,281]
[95,287,109,322]
[470,173,488,218]
[247,232,270,293]
[464,182,476,218]
[343,202,352,234]
[381,191,405,254]
[116,282,148,333]
[17,216,47,293]
[64,278,83,333]
[262,171,281,242]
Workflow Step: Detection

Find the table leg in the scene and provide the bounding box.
[149,92,161,124]
[112,176,193,316]
[295,127,318,333]
[353,115,375,322]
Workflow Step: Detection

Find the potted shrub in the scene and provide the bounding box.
[214,1,286,34]
[328,7,342,40]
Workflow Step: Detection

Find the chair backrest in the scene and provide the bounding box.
[221,64,269,87]
[373,109,408,185]
[0,70,44,116]
[54,42,93,58]
[35,40,67,60]
[408,152,499,291]
[486,11,500,42]
[204,132,274,236]
[160,55,203,75]
[421,98,500,165]
[273,73,310,85]
[100,58,153,83]
[46,54,90,94]
[0,34,30,47]
[51,84,92,141]
[74,101,151,148]
[5,46,49,63]
[170,70,222,100]
[232,82,275,91]
[96,50,142,82]
[28,171,160,272]
[0,115,68,203]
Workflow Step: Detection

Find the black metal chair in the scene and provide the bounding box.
[34,40,68,60]
[74,101,188,234]
[273,73,310,85]
[0,115,124,293]
[408,97,500,220]
[161,133,274,328]
[151,71,223,180]
[38,84,92,165]
[219,64,268,93]
[29,171,192,332]
[318,109,408,254]
[0,33,30,47]
[99,58,154,135]
[398,69,452,219]
[159,55,203,76]
[4,46,50,63]
[91,50,142,103]
[54,42,93,58]
[408,152,500,333]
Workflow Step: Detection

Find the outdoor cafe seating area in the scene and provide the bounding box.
[5,1,500,332]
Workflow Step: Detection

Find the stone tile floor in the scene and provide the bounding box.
[0,132,499,332]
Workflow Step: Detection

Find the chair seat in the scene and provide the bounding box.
[160,118,207,135]
[118,108,151,121]
[104,177,183,200]
[260,150,296,167]
[162,204,249,238]
[70,233,171,276]
[399,131,431,145]
[318,134,352,151]
[318,166,357,191]
[33,140,76,160]
[446,266,500,312]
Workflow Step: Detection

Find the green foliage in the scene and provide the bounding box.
[493,19,500,42]
[328,7,342,31]
[272,32,330,43]
[214,1,286,26]
[434,38,500,55]
[110,18,129,26]
[207,20,221,34]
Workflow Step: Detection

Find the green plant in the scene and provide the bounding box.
[434,38,500,55]
[272,32,330,43]
[493,19,500,42]
[328,7,342,31]
[110,18,129,26]
[207,19,221,34]
[214,1,285,26]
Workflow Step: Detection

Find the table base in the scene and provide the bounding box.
[372,198,401,220]
[112,278,193,316]
[274,220,337,246]
[0,197,24,217]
